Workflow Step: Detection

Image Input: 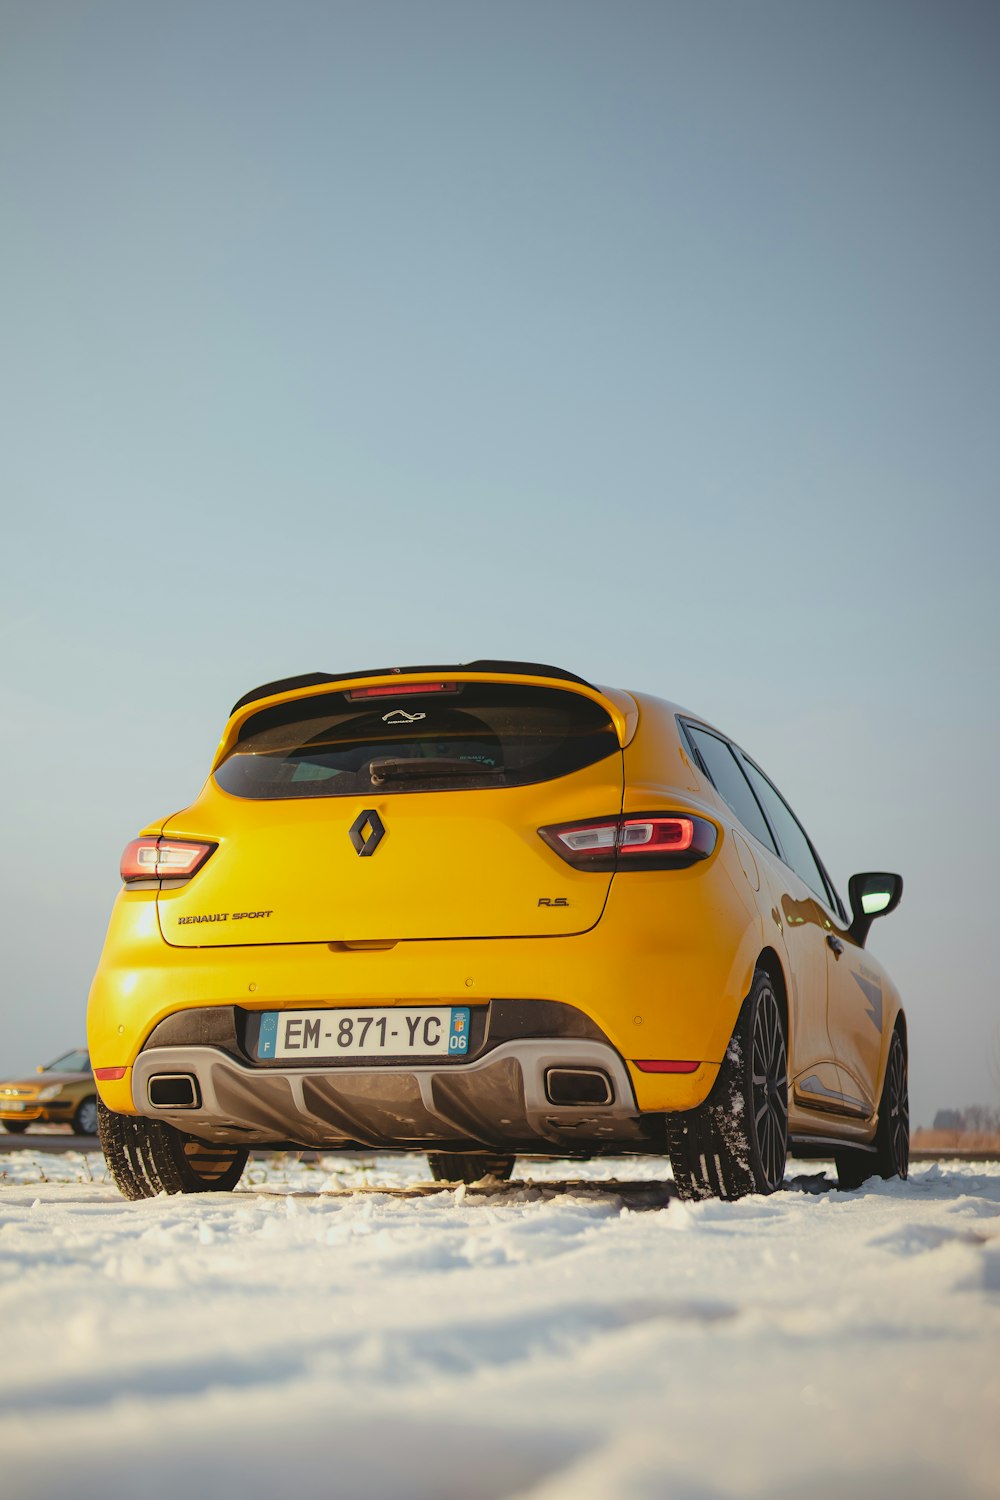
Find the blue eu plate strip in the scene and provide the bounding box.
[258,1012,279,1059]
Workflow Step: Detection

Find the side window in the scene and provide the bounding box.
[685,725,778,854]
[740,758,832,905]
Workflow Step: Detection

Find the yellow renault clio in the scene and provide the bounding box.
[88,661,908,1200]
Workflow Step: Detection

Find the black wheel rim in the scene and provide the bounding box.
[887,1037,909,1178]
[183,1139,244,1183]
[752,987,788,1190]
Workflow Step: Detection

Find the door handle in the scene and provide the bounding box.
[826,934,844,958]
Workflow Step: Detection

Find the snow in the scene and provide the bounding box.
[1,1152,998,1500]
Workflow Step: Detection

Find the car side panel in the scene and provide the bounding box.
[751,855,844,1107]
[622,698,841,1114]
[827,941,904,1121]
[637,697,878,1139]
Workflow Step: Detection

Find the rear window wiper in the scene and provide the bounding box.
[369,757,502,785]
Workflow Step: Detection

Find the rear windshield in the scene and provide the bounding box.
[215,684,619,799]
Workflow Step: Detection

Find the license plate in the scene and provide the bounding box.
[2,1101,27,1112]
[256,1006,470,1061]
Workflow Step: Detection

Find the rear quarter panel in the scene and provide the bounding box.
[617,696,768,1090]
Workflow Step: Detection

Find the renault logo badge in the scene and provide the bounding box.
[349,809,385,857]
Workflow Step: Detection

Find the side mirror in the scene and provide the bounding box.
[848,871,903,947]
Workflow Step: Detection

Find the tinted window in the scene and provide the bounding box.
[216,684,619,799]
[685,725,778,854]
[740,759,831,903]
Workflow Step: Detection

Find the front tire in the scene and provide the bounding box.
[98,1099,249,1200]
[427,1152,515,1184]
[667,969,788,1201]
[835,1029,909,1190]
[73,1097,99,1136]
[2,1121,28,1135]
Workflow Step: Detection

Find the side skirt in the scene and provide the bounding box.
[789,1134,877,1159]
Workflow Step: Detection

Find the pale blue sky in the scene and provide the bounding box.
[2,1,998,1124]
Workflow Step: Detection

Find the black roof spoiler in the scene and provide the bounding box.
[230,661,595,717]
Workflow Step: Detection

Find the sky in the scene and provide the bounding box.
[1,0,998,1126]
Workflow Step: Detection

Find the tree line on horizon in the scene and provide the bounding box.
[926,1105,1000,1137]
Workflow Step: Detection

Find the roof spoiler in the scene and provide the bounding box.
[230,661,595,717]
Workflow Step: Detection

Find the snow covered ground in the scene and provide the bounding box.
[1,1151,998,1500]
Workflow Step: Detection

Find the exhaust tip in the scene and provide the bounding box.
[545,1067,614,1107]
[148,1074,201,1109]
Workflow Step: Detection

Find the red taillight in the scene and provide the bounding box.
[120,838,216,883]
[346,682,459,700]
[95,1066,127,1081]
[538,813,716,871]
[619,817,695,854]
[633,1059,701,1074]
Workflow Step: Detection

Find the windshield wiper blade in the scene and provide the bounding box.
[369,757,501,785]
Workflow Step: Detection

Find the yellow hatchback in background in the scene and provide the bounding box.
[88,661,908,1199]
[0,1049,98,1135]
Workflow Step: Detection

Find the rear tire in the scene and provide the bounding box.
[835,1029,909,1190]
[427,1152,515,1184]
[667,969,788,1201]
[98,1099,249,1200]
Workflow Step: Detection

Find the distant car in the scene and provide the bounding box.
[88,661,908,1200]
[0,1049,98,1135]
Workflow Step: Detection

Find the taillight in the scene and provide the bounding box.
[120,838,216,883]
[620,817,695,852]
[346,682,460,700]
[539,814,716,871]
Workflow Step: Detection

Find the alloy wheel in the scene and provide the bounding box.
[751,986,788,1190]
[887,1035,909,1178]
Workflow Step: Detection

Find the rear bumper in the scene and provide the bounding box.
[129,1037,656,1153]
[89,872,758,1118]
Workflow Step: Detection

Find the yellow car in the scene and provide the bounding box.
[0,1049,98,1135]
[88,661,908,1200]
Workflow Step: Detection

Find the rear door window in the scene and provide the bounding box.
[684,724,778,854]
[215,684,620,800]
[739,757,836,906]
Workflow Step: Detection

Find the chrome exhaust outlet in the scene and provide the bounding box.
[544,1067,614,1106]
[147,1074,201,1109]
